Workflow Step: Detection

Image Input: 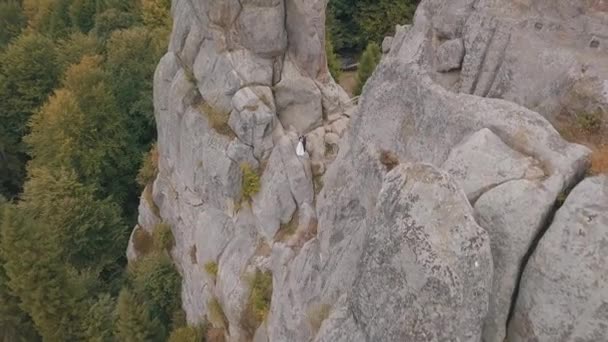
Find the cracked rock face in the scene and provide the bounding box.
[508,175,608,342]
[129,0,607,341]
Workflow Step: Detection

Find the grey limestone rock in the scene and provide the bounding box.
[436,38,465,72]
[508,176,608,342]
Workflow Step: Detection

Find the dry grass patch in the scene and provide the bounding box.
[590,145,608,175]
[241,270,273,335]
[132,226,154,255]
[276,213,299,242]
[152,222,175,252]
[206,328,226,342]
[379,149,399,171]
[137,143,159,187]
[197,101,234,137]
[204,261,218,281]
[556,111,607,175]
[308,303,331,334]
[208,297,229,330]
[240,163,261,201]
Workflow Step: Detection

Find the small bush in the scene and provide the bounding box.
[379,150,399,171]
[153,222,175,252]
[590,146,608,175]
[168,325,206,342]
[208,297,229,330]
[577,111,603,133]
[132,226,154,255]
[241,163,261,201]
[130,252,182,326]
[198,102,234,137]
[137,143,159,187]
[242,270,273,333]
[308,303,331,334]
[204,261,218,280]
[355,42,381,96]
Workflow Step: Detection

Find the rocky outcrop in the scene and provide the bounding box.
[508,175,608,342]
[131,0,607,341]
[415,0,608,122]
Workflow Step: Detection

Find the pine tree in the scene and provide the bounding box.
[354,42,381,96]
[114,289,164,342]
[130,252,182,327]
[0,0,26,49]
[0,206,91,341]
[25,55,139,206]
[82,294,116,342]
[0,32,60,198]
[325,30,342,80]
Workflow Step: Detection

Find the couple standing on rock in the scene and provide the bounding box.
[296,135,307,157]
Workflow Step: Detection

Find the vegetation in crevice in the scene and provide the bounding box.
[241,269,273,335]
[308,303,332,335]
[204,261,219,281]
[152,222,175,252]
[240,163,261,202]
[197,101,235,138]
[379,149,399,171]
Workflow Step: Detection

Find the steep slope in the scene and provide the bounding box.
[130,0,607,341]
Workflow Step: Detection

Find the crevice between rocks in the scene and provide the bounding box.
[504,173,586,335]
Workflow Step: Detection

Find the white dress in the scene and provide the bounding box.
[296,141,305,156]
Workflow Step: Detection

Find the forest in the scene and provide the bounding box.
[0,0,418,341]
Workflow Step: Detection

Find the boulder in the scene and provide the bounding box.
[435,38,465,72]
[277,134,314,206]
[274,59,323,133]
[349,163,493,341]
[508,176,608,342]
[441,128,544,202]
[474,179,558,342]
[252,147,297,241]
[237,0,287,57]
[382,36,393,54]
[228,86,275,159]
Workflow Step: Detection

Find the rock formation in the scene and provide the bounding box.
[129,0,608,341]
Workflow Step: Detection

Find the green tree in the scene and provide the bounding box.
[0,32,60,198]
[327,0,419,52]
[105,27,166,148]
[354,42,381,96]
[69,0,97,32]
[18,167,128,273]
[25,55,139,206]
[82,294,116,342]
[0,203,41,342]
[0,206,92,341]
[93,8,136,42]
[0,0,26,49]
[168,325,206,342]
[325,29,341,80]
[114,289,164,342]
[356,0,417,45]
[130,252,182,327]
[56,31,100,70]
[140,0,171,29]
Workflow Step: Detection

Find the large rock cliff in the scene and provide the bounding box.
[130,0,608,341]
